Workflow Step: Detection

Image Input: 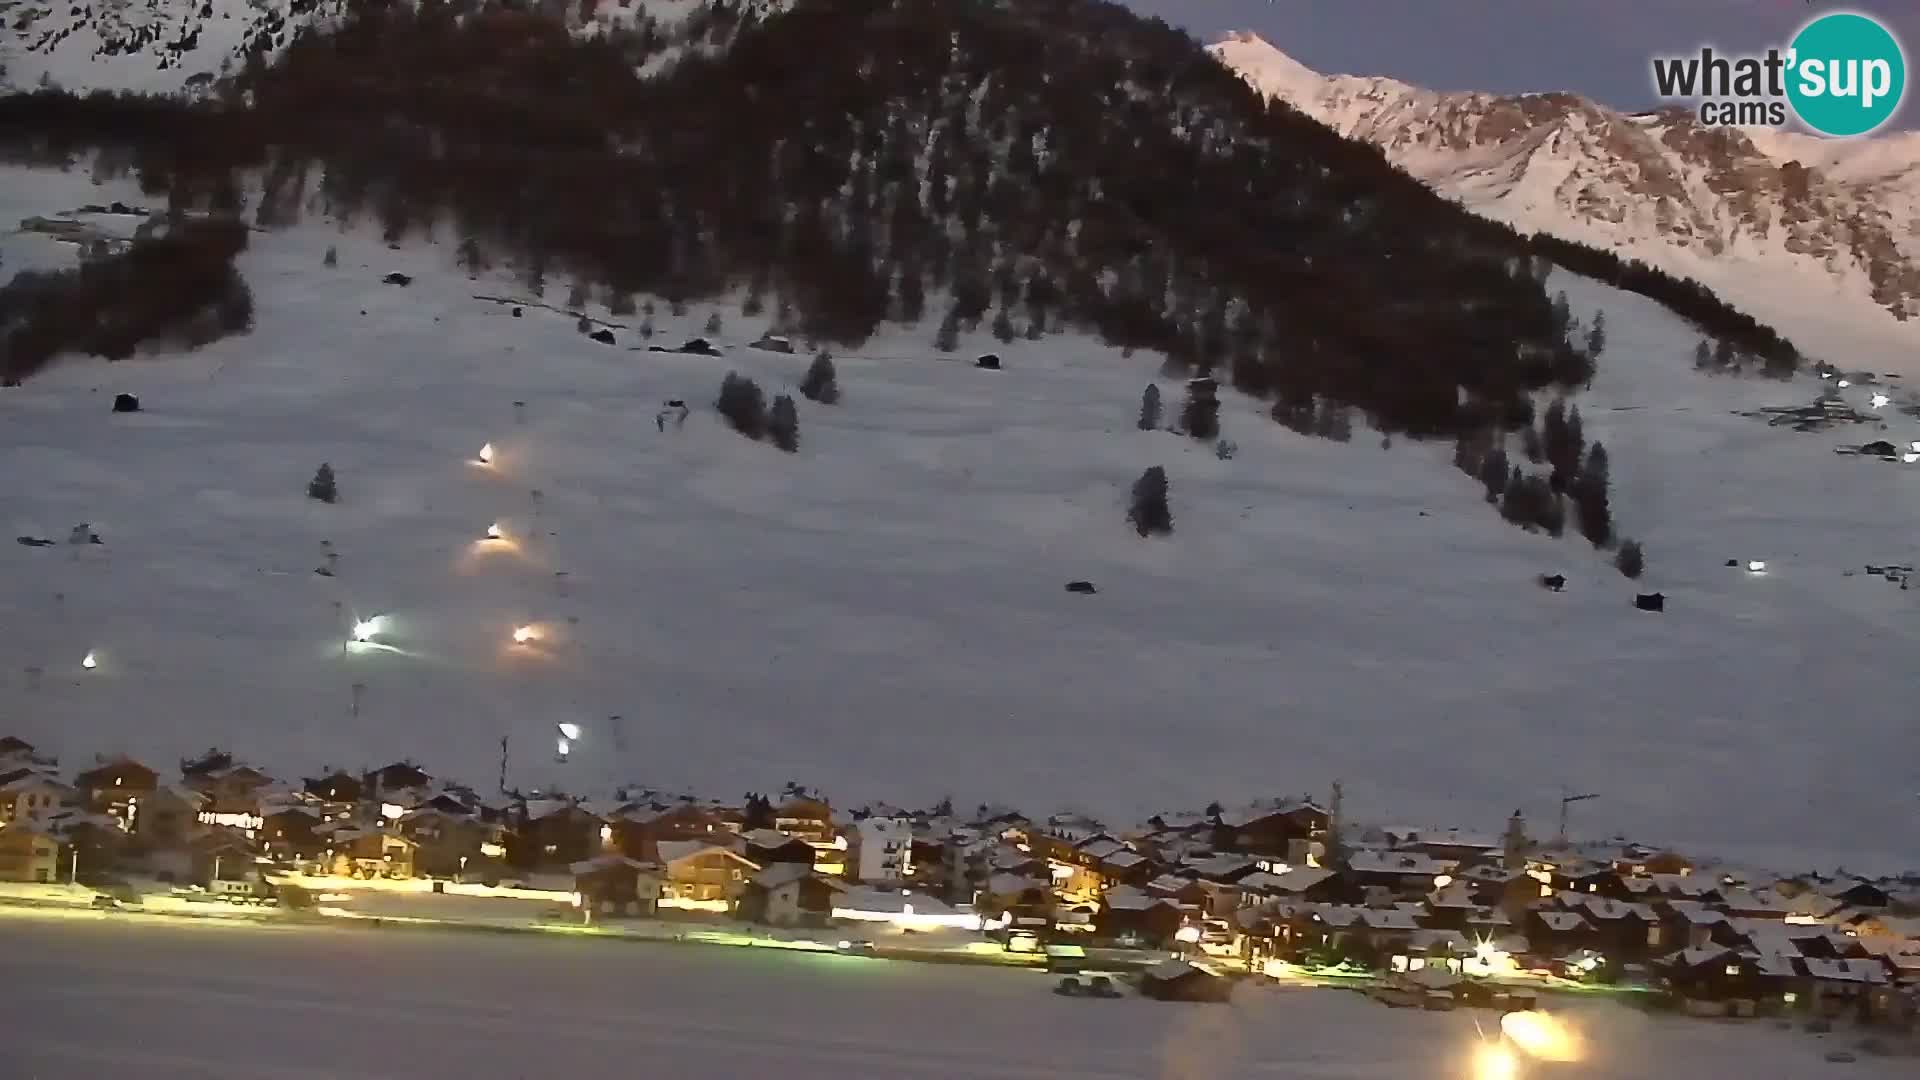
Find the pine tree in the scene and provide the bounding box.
[800,353,840,404]
[1521,424,1544,463]
[322,245,337,269]
[1712,337,1736,369]
[1694,340,1712,369]
[767,394,799,452]
[1615,538,1645,579]
[1550,291,1572,338]
[715,372,768,439]
[990,307,1016,344]
[1572,442,1614,547]
[704,312,723,336]
[1585,310,1607,357]
[1181,382,1220,441]
[1478,445,1510,502]
[1128,466,1172,537]
[1137,384,1162,430]
[567,283,588,309]
[934,306,961,352]
[307,463,337,504]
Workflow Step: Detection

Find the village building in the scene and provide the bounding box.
[512,798,607,870]
[0,768,73,827]
[847,814,914,884]
[736,863,847,927]
[606,801,724,862]
[771,796,836,847]
[571,854,663,917]
[0,824,61,882]
[657,840,760,905]
[1094,885,1185,946]
[319,824,416,879]
[738,828,818,868]
[72,757,158,829]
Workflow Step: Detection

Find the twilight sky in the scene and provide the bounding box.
[1127,0,1919,129]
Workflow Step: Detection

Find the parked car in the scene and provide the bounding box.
[90,895,122,911]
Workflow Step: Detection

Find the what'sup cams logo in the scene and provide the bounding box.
[1652,10,1906,136]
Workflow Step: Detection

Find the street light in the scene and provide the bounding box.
[512,625,538,645]
[81,651,97,671]
[350,616,384,643]
[485,522,504,541]
[477,442,495,465]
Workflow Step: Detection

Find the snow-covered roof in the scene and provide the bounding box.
[1143,959,1202,981]
[985,872,1046,897]
[1146,873,1198,894]
[1382,826,1499,850]
[1534,911,1591,932]
[1257,866,1337,894]
[1360,909,1422,931]
[1180,853,1256,880]
[1661,945,1735,970]
[1076,838,1127,861]
[741,828,805,849]
[1411,928,1471,952]
[1099,849,1149,870]
[1346,850,1451,877]
[570,853,655,875]
[656,840,751,868]
[840,886,947,915]
[1427,884,1477,909]
[1100,886,1168,912]
[1803,959,1886,984]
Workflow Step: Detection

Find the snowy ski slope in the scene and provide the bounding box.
[1,163,1916,873]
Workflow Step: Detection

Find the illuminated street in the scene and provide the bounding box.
[4,912,1904,1079]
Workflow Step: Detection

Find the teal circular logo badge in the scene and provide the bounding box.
[1787,12,1906,137]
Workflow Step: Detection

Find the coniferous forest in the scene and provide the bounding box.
[0,0,1802,550]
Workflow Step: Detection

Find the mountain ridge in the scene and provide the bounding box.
[1209,30,1920,372]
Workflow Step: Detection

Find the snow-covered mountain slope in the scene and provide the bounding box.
[4,164,1918,874]
[0,0,788,93]
[1210,31,1920,373]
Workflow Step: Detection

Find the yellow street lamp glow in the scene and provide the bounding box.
[486,522,504,540]
[512,624,539,645]
[477,442,495,465]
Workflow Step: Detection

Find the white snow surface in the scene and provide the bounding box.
[6,916,1911,1079]
[2,165,1918,875]
[1210,32,1920,376]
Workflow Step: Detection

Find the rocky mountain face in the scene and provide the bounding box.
[1210,30,1920,364]
[0,0,788,93]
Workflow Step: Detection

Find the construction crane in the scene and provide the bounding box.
[1558,790,1600,848]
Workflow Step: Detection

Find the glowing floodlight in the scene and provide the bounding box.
[477,442,496,465]
[486,522,505,541]
[1870,393,1890,409]
[512,624,539,645]
[1173,925,1202,944]
[557,722,581,741]
[350,616,384,642]
[1472,1043,1519,1080]
[1910,441,1920,453]
[1746,560,1766,573]
[556,737,571,759]
[81,651,98,671]
[1905,453,1920,464]
[1837,379,1851,388]
[1500,1010,1585,1063]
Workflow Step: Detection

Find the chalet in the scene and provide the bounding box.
[736,863,844,927]
[73,758,158,823]
[371,761,433,799]
[0,824,60,882]
[514,799,606,869]
[321,826,416,880]
[190,829,260,884]
[1143,873,1211,908]
[658,841,760,904]
[1210,800,1328,864]
[304,770,364,804]
[1380,827,1502,864]
[772,796,835,847]
[186,764,274,805]
[1527,910,1595,957]
[1658,947,1787,1006]
[1823,879,1894,909]
[0,769,73,827]
[1344,850,1454,896]
[976,873,1053,923]
[1560,896,1660,960]
[1140,959,1231,1003]
[607,801,724,862]
[1421,884,1481,932]
[1244,866,1345,905]
[1658,901,1731,951]
[260,805,327,861]
[571,854,663,917]
[395,806,501,877]
[1719,887,1792,921]
[738,829,817,867]
[134,784,206,848]
[1094,886,1185,946]
[0,736,36,762]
